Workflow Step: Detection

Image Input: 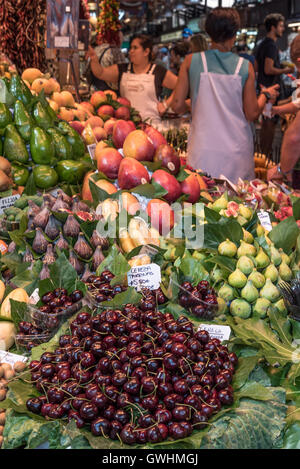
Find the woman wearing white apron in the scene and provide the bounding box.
[88,35,177,130]
[171,7,279,184]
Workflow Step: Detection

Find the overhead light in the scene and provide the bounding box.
[288,22,300,28]
[124,17,131,24]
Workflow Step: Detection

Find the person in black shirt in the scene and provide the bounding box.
[254,13,294,90]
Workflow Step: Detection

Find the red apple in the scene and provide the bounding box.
[90,90,107,108]
[104,118,117,135]
[180,174,201,203]
[144,125,167,151]
[153,144,181,175]
[115,106,131,120]
[118,158,150,190]
[97,105,115,120]
[69,121,85,135]
[147,198,174,236]
[117,97,131,107]
[152,169,182,203]
[112,120,134,149]
[96,147,123,179]
[123,130,155,162]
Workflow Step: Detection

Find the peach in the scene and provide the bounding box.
[117,97,131,107]
[96,147,123,179]
[60,90,76,107]
[93,126,108,142]
[123,130,155,162]
[118,158,150,190]
[69,121,85,135]
[52,91,65,108]
[59,107,75,121]
[104,118,117,135]
[104,89,117,101]
[115,106,131,120]
[97,105,115,120]
[80,101,95,114]
[181,173,201,203]
[90,90,107,108]
[147,199,174,236]
[154,144,180,175]
[21,67,43,84]
[152,169,182,203]
[85,116,104,128]
[112,120,134,149]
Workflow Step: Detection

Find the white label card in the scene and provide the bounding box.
[257,210,272,232]
[54,36,70,48]
[87,144,97,160]
[0,195,20,215]
[0,350,27,365]
[198,324,231,342]
[29,288,40,305]
[127,263,161,291]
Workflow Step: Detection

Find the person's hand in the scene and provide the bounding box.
[266,84,280,101]
[86,45,98,62]
[157,101,168,116]
[282,66,295,75]
[271,106,285,116]
[267,165,283,182]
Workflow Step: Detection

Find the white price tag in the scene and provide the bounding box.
[198,324,231,342]
[257,210,272,232]
[50,188,59,198]
[29,288,40,305]
[0,194,20,215]
[127,263,161,291]
[0,350,27,366]
[87,143,97,160]
[54,36,70,48]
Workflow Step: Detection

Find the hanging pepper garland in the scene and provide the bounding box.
[96,0,121,46]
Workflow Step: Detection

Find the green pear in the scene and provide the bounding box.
[241,280,259,303]
[255,247,270,269]
[237,255,254,275]
[260,278,280,303]
[256,224,265,237]
[248,269,266,289]
[264,264,279,283]
[279,249,291,266]
[242,228,254,244]
[252,298,271,319]
[239,204,253,220]
[228,268,247,288]
[230,298,252,319]
[278,262,293,282]
[237,240,257,258]
[270,245,282,266]
[274,298,287,314]
[212,194,228,212]
[218,239,237,258]
[218,283,235,302]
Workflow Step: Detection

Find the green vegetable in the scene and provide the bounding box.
[3,124,29,164]
[11,164,30,186]
[32,101,54,129]
[14,100,34,142]
[0,103,12,129]
[47,128,72,161]
[57,121,85,159]
[56,159,87,184]
[30,127,55,165]
[9,75,32,108]
[33,165,58,189]
[14,194,43,209]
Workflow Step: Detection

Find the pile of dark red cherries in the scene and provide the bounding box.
[179,280,218,320]
[26,299,237,445]
[17,288,84,350]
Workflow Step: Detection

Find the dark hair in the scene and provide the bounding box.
[171,41,190,58]
[264,13,285,32]
[290,34,300,64]
[130,34,153,60]
[205,7,240,43]
[189,34,208,53]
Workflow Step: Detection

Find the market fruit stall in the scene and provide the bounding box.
[0,73,299,450]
